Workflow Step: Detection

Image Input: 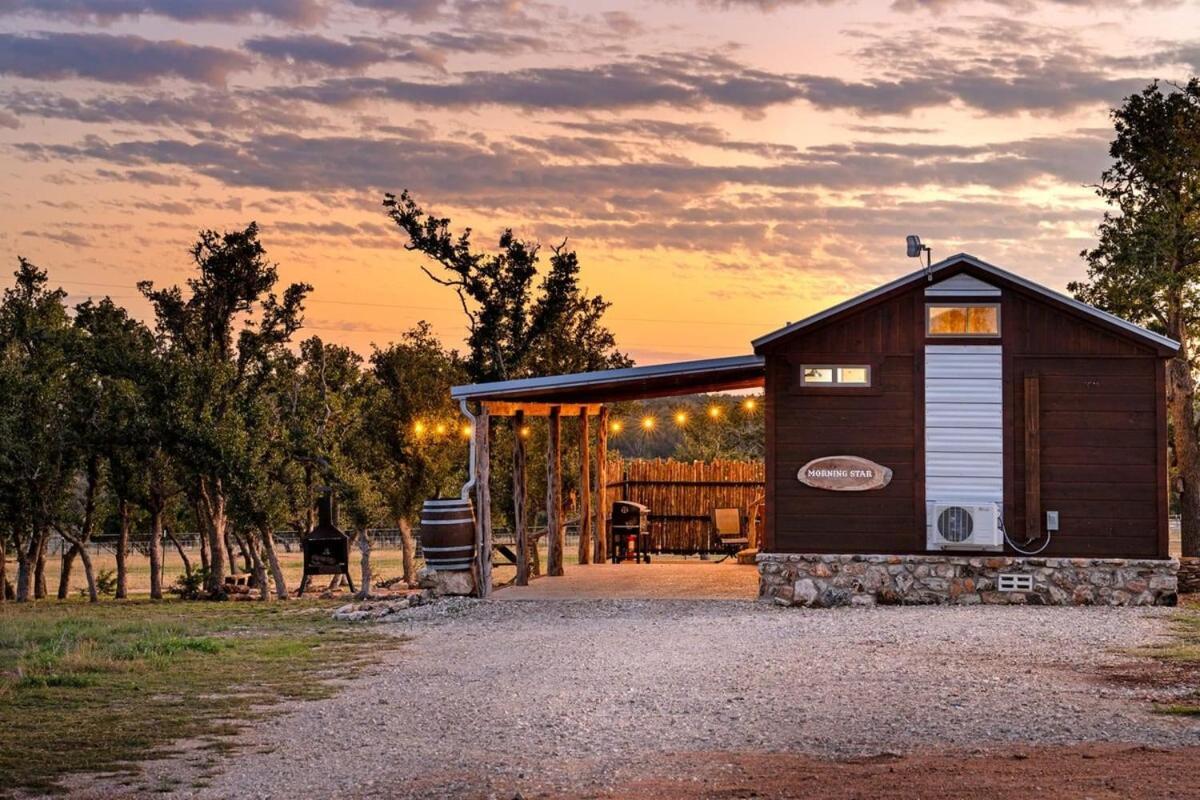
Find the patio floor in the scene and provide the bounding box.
[494,560,760,600]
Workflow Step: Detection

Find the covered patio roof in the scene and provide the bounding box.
[450,354,765,408]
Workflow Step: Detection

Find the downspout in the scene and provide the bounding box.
[459,399,477,501]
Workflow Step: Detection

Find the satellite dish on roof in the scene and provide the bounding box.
[906,234,933,278]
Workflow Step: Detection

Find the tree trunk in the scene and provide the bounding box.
[115,499,130,599]
[15,553,31,602]
[34,533,47,599]
[356,529,371,600]
[232,529,254,575]
[244,533,269,601]
[77,544,98,603]
[0,533,6,604]
[224,529,240,576]
[56,543,80,600]
[198,523,210,574]
[1169,341,1200,556]
[259,524,288,600]
[15,528,32,602]
[199,479,227,596]
[165,528,193,579]
[149,507,165,600]
[397,517,416,587]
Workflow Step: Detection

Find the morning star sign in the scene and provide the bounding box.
[798,456,893,492]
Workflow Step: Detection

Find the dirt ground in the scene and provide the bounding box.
[565,744,1200,800]
[69,593,1199,800]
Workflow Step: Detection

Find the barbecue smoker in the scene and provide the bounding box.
[610,500,651,564]
[298,492,355,596]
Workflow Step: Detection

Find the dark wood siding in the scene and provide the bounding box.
[762,264,1169,559]
[765,291,923,554]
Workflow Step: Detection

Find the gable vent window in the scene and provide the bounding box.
[801,365,871,386]
[927,304,1000,337]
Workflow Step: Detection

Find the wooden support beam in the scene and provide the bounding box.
[483,402,601,418]
[594,406,608,563]
[512,410,528,586]
[578,407,591,565]
[546,405,563,576]
[1024,374,1041,544]
[474,408,493,597]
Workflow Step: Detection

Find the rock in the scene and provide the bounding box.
[793,578,819,607]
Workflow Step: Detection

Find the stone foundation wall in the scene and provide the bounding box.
[1178,558,1200,594]
[758,553,1178,608]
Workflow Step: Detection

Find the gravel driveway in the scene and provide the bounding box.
[139,599,1199,799]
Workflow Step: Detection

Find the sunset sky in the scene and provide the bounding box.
[1,0,1198,365]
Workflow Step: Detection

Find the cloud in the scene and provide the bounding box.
[245,34,446,74]
[272,52,807,113]
[0,0,324,26]
[0,108,19,128]
[891,0,1181,11]
[345,0,445,20]
[267,36,1148,118]
[2,89,319,129]
[0,32,253,86]
[13,126,1111,200]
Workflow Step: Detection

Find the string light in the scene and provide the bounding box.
[707,405,722,419]
[435,422,448,436]
[461,424,473,438]
[674,411,688,426]
[413,421,427,435]
[641,416,656,431]
[610,420,624,434]
[519,425,531,438]
[742,398,757,412]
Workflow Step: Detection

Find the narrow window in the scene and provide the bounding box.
[927,304,1000,336]
[801,365,871,387]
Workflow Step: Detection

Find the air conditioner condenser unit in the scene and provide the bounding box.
[927,502,1003,551]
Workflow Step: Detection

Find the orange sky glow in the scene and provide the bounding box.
[1,0,1198,365]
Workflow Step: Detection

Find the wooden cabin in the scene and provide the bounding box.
[452,253,1180,605]
[754,253,1176,561]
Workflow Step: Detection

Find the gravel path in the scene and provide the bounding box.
[145,600,1199,798]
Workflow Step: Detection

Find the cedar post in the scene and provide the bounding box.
[474,407,493,597]
[547,405,563,576]
[594,406,609,563]
[578,407,592,565]
[512,410,529,586]
[1023,375,1041,543]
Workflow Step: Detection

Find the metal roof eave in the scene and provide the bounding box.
[450,354,765,402]
[751,252,1180,354]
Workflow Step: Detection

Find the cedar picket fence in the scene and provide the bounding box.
[604,458,765,554]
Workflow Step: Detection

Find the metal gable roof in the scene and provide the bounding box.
[751,252,1180,354]
[450,354,765,403]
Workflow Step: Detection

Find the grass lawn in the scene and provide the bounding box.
[0,599,402,795]
[1136,598,1200,716]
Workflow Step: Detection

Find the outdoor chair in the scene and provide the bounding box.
[710,507,749,562]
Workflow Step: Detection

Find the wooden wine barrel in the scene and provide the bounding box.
[420,498,476,571]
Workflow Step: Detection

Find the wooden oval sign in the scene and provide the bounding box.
[798,455,892,492]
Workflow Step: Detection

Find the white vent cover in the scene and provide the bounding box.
[997,573,1033,592]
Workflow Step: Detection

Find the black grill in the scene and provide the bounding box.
[610,500,651,563]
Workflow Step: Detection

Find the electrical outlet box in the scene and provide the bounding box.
[1046,510,1059,531]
